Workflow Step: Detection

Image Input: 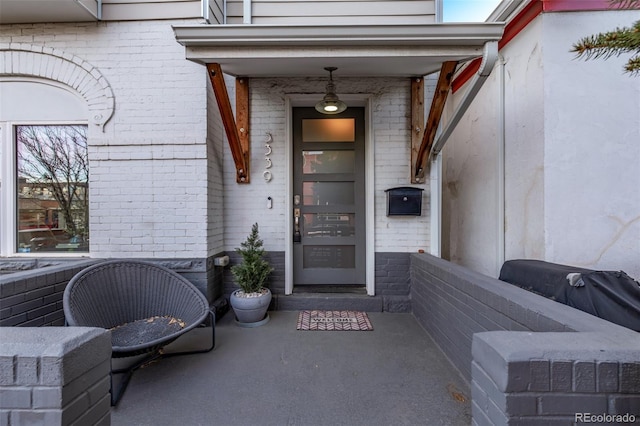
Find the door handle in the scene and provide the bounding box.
[293,208,301,243]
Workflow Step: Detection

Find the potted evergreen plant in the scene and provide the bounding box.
[229,223,274,326]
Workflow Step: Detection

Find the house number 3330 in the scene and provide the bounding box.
[264,133,273,182]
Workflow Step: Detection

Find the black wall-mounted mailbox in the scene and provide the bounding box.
[385,187,424,216]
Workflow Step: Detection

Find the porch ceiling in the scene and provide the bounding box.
[172,23,505,77]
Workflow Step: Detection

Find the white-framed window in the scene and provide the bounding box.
[0,78,89,257]
[15,124,89,254]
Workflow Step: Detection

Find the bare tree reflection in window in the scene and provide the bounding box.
[16,125,89,251]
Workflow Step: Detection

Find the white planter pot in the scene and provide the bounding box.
[230,288,272,325]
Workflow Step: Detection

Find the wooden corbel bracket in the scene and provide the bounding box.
[207,63,250,183]
[411,61,458,183]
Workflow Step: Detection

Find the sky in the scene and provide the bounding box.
[444,0,504,22]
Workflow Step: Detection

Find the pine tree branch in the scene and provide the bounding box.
[572,19,640,74]
[625,55,640,73]
[572,22,640,59]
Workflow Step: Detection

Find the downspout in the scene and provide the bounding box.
[430,41,499,157]
[429,41,500,258]
[434,0,443,23]
[430,152,442,257]
[497,54,506,276]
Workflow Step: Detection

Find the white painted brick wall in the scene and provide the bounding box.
[222,76,288,252]
[2,20,210,258]
[224,77,432,253]
[3,21,436,259]
[206,78,225,255]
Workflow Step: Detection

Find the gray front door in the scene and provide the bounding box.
[292,107,366,286]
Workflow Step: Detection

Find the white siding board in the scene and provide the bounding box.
[226,0,435,24]
[102,0,201,20]
[226,15,435,24]
[228,0,433,16]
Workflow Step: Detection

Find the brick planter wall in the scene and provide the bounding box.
[410,253,640,425]
[0,327,111,425]
[0,257,227,328]
[0,260,96,327]
[472,332,640,425]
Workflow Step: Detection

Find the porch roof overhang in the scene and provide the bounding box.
[173,23,504,184]
[172,23,504,77]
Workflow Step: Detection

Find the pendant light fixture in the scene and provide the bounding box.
[315,67,347,115]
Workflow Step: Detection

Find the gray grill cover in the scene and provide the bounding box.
[499,260,640,332]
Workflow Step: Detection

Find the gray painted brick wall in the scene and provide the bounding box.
[223,251,411,312]
[0,327,111,425]
[0,260,96,327]
[472,332,640,425]
[1,257,225,327]
[410,254,634,380]
[410,254,639,425]
[151,255,225,305]
[375,252,411,312]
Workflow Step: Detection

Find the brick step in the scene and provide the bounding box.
[272,292,383,312]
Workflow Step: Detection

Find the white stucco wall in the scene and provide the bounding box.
[222,77,432,253]
[0,20,211,259]
[442,16,545,277]
[442,9,640,279]
[502,17,546,267]
[441,68,501,276]
[542,10,640,278]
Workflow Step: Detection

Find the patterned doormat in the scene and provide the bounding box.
[296,310,373,331]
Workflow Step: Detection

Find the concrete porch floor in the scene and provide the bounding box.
[110,311,471,426]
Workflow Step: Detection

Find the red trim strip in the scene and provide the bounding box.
[451,0,615,92]
[500,0,544,49]
[543,0,613,12]
[452,0,544,93]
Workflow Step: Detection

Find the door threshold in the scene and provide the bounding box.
[293,285,367,294]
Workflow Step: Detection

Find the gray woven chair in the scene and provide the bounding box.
[63,260,215,405]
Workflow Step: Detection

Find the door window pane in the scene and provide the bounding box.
[303,150,355,174]
[303,213,355,237]
[303,182,354,206]
[302,118,355,142]
[303,245,356,268]
[16,125,89,253]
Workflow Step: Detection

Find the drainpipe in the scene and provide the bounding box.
[430,41,499,157]
[434,0,443,23]
[243,0,251,23]
[428,41,499,258]
[497,54,506,276]
[430,152,442,257]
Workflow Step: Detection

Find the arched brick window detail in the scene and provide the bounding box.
[0,44,115,131]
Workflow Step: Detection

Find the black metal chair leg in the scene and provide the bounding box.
[110,351,162,406]
[162,310,216,358]
[110,311,215,405]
